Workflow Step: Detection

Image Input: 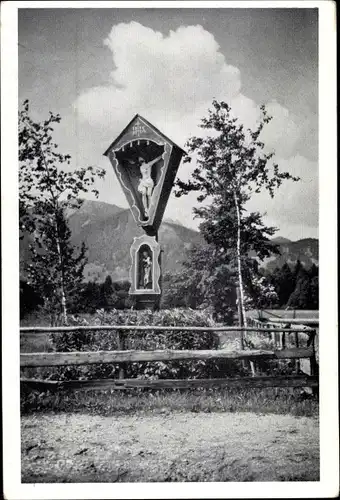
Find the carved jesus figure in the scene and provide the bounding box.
[137,154,162,216]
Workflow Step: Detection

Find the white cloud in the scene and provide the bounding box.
[261,100,301,158]
[75,22,303,158]
[75,22,242,147]
[246,155,318,229]
[72,22,318,238]
[76,24,299,148]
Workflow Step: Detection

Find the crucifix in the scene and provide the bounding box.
[104,114,185,310]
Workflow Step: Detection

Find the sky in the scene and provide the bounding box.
[18,7,319,240]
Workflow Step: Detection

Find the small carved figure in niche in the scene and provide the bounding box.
[140,250,152,289]
[137,154,163,216]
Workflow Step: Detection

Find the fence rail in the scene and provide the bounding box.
[20,325,314,334]
[20,324,318,393]
[21,375,319,392]
[258,318,319,327]
[21,347,314,367]
[246,318,317,348]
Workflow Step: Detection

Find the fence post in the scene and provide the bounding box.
[294,328,300,373]
[309,329,318,397]
[271,325,275,343]
[240,327,245,351]
[117,330,125,380]
[266,323,271,341]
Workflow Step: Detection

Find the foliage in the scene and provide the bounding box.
[26,207,88,325]
[268,260,319,310]
[292,259,304,282]
[243,271,278,310]
[269,263,295,307]
[19,100,105,234]
[76,281,102,315]
[48,309,245,382]
[175,99,299,322]
[20,257,319,322]
[161,260,206,310]
[160,244,237,323]
[19,275,133,319]
[76,278,132,313]
[187,244,237,322]
[160,273,188,309]
[19,100,105,323]
[287,264,319,310]
[161,258,318,315]
[308,275,319,310]
[20,280,43,319]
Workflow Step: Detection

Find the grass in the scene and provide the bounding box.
[20,333,54,353]
[20,312,54,327]
[20,312,96,329]
[21,386,318,417]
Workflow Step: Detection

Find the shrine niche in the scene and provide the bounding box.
[104,114,185,310]
[113,139,165,222]
[138,244,153,290]
[129,235,161,297]
[104,114,186,234]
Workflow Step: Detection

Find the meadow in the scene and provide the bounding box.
[20,309,318,418]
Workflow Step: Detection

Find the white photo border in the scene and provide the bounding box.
[2,1,338,498]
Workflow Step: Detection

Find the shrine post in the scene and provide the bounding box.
[104,115,185,310]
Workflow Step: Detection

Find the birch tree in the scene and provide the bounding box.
[19,100,105,324]
[175,99,299,326]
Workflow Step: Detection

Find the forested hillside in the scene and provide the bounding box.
[20,200,318,319]
[20,200,318,281]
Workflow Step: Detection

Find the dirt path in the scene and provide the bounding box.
[21,412,319,483]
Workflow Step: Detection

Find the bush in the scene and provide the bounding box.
[48,308,243,382]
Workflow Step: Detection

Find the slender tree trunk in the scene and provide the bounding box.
[233,190,247,327]
[37,140,68,326]
[55,234,68,325]
[24,124,73,327]
[233,190,255,377]
[236,286,244,349]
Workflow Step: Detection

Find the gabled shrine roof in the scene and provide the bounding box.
[103,114,187,157]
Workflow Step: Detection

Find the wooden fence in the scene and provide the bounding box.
[246,317,318,347]
[20,325,318,392]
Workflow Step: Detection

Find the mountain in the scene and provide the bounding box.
[66,200,203,281]
[260,238,319,272]
[271,236,292,245]
[20,200,318,282]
